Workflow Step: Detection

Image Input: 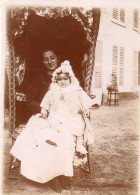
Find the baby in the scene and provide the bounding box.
[40,60,93,155]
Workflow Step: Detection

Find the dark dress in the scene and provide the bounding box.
[26,72,52,119]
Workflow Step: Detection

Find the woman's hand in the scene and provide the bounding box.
[41,108,48,119]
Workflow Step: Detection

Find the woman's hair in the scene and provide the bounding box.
[41,47,58,57]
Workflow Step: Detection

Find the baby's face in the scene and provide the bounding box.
[57,73,70,88]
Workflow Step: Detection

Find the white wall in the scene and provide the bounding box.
[92,7,140,95]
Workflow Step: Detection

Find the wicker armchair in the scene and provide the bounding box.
[6,6,100,186]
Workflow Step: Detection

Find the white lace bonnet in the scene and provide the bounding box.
[52,60,79,85]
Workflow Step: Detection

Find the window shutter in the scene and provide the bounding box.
[112,45,118,77]
[112,8,126,26]
[95,40,103,64]
[112,8,118,20]
[120,9,125,23]
[138,52,140,86]
[138,14,140,33]
[112,45,125,87]
[119,47,124,86]
[133,51,138,88]
[94,40,103,88]
[134,9,138,29]
[94,66,102,88]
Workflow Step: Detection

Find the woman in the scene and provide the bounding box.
[26,49,60,119]
[16,49,76,192]
[12,48,64,192]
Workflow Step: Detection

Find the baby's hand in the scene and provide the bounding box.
[41,108,48,119]
[85,110,90,118]
[41,113,47,119]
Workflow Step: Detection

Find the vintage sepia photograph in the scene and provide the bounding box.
[1,0,140,194]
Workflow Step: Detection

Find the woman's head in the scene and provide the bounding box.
[42,50,59,74]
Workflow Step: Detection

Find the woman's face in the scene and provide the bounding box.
[43,50,59,71]
[57,73,70,88]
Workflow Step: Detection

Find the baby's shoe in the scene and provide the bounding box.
[76,145,87,154]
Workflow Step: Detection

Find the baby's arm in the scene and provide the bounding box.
[78,108,90,118]
[41,107,49,119]
[40,90,51,119]
[85,109,90,118]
